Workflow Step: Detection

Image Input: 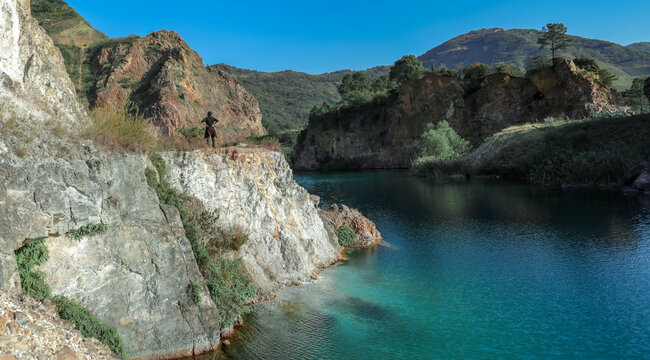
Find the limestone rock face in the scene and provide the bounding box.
[88,30,265,138]
[162,148,340,294]
[292,60,626,170]
[0,149,220,359]
[319,204,383,247]
[0,0,86,126]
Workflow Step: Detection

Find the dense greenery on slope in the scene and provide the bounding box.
[627,42,650,53]
[454,114,650,187]
[418,28,650,89]
[213,64,390,135]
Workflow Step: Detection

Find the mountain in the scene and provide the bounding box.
[627,42,650,53]
[212,64,390,135]
[31,0,265,139]
[418,28,650,90]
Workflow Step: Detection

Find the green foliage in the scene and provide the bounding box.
[389,55,425,84]
[52,296,126,359]
[145,153,256,330]
[15,239,51,299]
[538,23,573,59]
[494,63,524,77]
[412,121,470,160]
[189,282,202,307]
[527,55,553,71]
[336,226,357,246]
[67,224,107,241]
[430,65,458,77]
[573,57,618,86]
[178,127,204,142]
[206,257,257,328]
[622,78,650,114]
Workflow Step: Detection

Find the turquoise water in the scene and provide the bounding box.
[207,171,650,359]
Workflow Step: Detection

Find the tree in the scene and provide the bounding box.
[537,23,573,59]
[412,121,470,160]
[597,68,618,87]
[574,57,618,86]
[339,72,372,95]
[389,55,425,84]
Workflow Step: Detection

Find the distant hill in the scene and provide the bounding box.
[213,65,389,134]
[418,28,650,90]
[627,42,650,53]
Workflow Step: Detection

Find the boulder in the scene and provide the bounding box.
[319,204,383,247]
[621,161,650,196]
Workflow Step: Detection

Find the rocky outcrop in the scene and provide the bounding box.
[0,290,114,360]
[88,30,265,138]
[292,60,626,170]
[319,204,383,247]
[0,0,86,127]
[0,148,222,359]
[162,148,340,295]
[621,161,650,196]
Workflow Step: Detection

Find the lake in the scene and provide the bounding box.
[202,171,650,359]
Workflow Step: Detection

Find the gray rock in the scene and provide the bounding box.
[621,160,650,195]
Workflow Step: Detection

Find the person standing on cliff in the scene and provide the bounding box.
[201,111,219,148]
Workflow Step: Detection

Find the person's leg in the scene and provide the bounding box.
[211,135,216,148]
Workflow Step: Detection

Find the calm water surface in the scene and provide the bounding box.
[202,171,650,359]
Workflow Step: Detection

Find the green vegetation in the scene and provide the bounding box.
[622,78,650,114]
[574,57,619,86]
[418,28,650,90]
[66,224,107,241]
[178,127,204,142]
[460,114,650,187]
[213,64,390,137]
[410,121,471,177]
[537,23,573,59]
[337,225,357,246]
[188,282,202,307]
[52,296,126,359]
[15,239,51,299]
[389,55,425,83]
[146,153,256,329]
[14,240,126,358]
[83,106,158,153]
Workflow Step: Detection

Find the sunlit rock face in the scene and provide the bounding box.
[293,60,626,170]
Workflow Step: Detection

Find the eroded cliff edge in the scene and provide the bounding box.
[0,1,379,358]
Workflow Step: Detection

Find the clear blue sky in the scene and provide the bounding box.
[67,0,649,74]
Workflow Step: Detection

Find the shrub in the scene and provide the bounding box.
[189,282,202,307]
[178,127,204,142]
[527,55,553,72]
[67,224,107,241]
[337,225,357,246]
[83,106,158,153]
[205,256,257,328]
[412,121,470,160]
[52,296,126,359]
[15,239,51,299]
[145,153,257,330]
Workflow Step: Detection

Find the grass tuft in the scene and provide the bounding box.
[82,106,158,153]
[66,224,107,241]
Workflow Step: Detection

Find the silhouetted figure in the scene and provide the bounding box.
[201,111,219,148]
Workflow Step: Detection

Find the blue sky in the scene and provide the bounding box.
[68,0,650,74]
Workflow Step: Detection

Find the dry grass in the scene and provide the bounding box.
[82,106,159,153]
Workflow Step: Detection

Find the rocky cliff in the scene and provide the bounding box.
[162,148,340,295]
[292,60,626,170]
[87,31,265,138]
[1,1,378,358]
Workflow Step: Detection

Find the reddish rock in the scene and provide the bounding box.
[319,204,383,247]
[89,30,265,139]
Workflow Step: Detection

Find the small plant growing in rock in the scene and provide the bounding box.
[67,224,107,241]
[189,282,202,307]
[337,225,357,246]
[15,239,51,299]
[52,296,126,359]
